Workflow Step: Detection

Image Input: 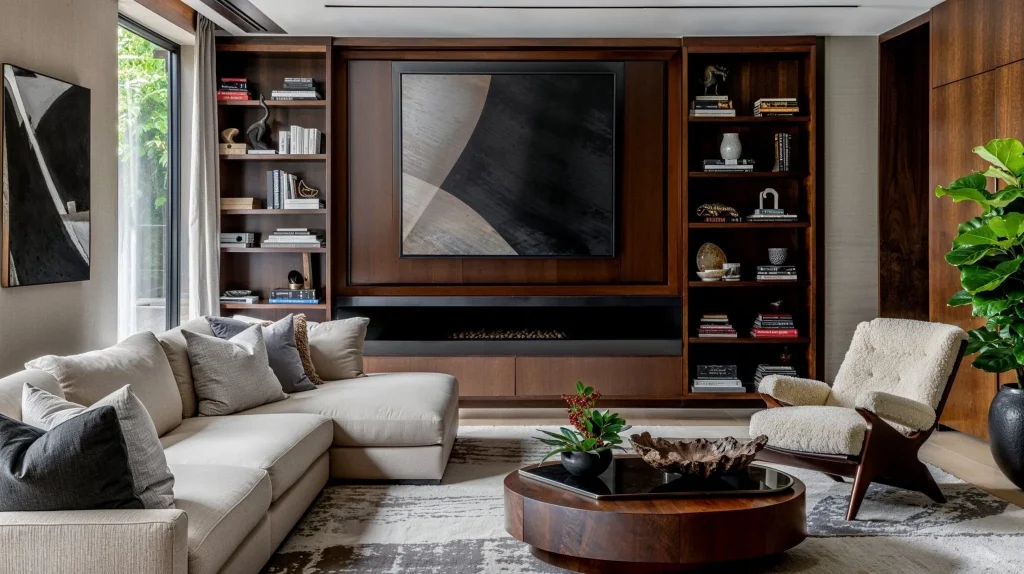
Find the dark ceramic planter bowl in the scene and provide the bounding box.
[561,449,613,478]
[989,384,1024,490]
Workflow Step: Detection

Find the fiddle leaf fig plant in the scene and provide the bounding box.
[936,138,1024,384]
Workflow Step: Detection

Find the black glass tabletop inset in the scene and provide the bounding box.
[519,457,795,500]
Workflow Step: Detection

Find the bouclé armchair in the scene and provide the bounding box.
[750,318,968,520]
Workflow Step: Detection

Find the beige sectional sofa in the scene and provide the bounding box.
[0,318,460,574]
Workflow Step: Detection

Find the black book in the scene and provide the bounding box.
[697,365,738,378]
[219,83,248,91]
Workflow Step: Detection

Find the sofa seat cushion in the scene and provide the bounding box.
[161,414,331,501]
[170,464,270,574]
[749,406,867,456]
[240,373,459,448]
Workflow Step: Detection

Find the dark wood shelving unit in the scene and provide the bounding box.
[216,37,333,321]
[682,37,824,401]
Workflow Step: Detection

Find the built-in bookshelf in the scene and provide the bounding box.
[681,38,824,402]
[215,38,333,320]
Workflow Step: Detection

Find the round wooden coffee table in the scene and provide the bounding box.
[503,461,806,573]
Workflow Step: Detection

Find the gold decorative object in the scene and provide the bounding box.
[696,242,726,272]
[220,128,240,144]
[701,65,729,96]
[219,128,248,155]
[696,203,739,218]
[630,433,769,479]
[297,180,320,198]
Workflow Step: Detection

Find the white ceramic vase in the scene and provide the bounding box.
[720,133,742,161]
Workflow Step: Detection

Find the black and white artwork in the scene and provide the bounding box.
[398,63,619,257]
[2,64,90,287]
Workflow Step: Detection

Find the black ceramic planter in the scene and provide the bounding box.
[561,449,613,478]
[989,384,1024,490]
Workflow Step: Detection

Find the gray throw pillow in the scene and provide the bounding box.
[0,407,142,511]
[183,326,287,416]
[21,384,175,509]
[206,315,315,393]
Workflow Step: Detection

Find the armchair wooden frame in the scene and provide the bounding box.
[755,340,968,520]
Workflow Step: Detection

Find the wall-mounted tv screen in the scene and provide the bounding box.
[395,61,623,258]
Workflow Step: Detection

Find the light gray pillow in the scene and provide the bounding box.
[206,315,314,393]
[21,383,175,509]
[183,326,287,416]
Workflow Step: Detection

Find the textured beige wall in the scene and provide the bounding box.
[824,36,879,380]
[0,0,119,375]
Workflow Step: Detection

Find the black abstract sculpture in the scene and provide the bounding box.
[245,95,270,150]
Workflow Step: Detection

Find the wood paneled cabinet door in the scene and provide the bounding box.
[929,71,999,440]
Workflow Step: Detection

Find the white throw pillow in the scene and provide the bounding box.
[21,383,175,509]
[307,317,369,380]
[25,331,183,436]
[156,317,216,420]
[183,326,287,416]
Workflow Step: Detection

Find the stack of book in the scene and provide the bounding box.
[751,313,798,338]
[702,159,754,173]
[757,265,797,281]
[220,232,255,249]
[746,207,798,223]
[773,133,793,172]
[690,95,736,117]
[217,77,250,102]
[754,98,799,117]
[269,288,320,305]
[266,170,313,209]
[261,228,324,249]
[271,77,320,101]
[220,292,259,305]
[754,364,799,384]
[220,197,262,211]
[698,314,737,338]
[278,126,322,155]
[692,364,745,394]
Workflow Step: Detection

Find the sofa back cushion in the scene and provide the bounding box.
[0,370,62,421]
[157,317,215,419]
[25,331,183,436]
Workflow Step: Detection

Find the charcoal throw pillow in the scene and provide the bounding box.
[0,407,142,511]
[184,326,287,416]
[206,314,315,393]
[21,384,175,509]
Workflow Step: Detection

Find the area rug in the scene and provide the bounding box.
[264,425,1024,573]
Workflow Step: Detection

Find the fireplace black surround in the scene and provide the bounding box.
[334,296,682,356]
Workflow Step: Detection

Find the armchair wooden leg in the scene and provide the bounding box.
[824,473,845,483]
[846,462,876,520]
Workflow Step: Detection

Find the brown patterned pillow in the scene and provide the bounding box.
[292,314,323,385]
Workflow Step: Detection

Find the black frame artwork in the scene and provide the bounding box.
[394,61,624,259]
[1,64,91,287]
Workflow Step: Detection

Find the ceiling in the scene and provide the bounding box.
[188,0,940,38]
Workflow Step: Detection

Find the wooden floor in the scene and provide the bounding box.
[461,407,1024,509]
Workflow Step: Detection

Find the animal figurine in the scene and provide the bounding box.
[701,65,729,96]
[696,203,740,218]
[220,128,240,144]
[245,95,270,150]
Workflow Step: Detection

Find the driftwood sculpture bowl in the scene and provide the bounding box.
[630,433,769,479]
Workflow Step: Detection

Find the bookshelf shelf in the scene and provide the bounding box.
[220,154,328,161]
[686,392,759,401]
[687,337,811,345]
[221,209,327,215]
[688,171,804,179]
[220,302,328,310]
[221,247,327,253]
[686,280,807,288]
[219,100,327,107]
[688,222,808,229]
[687,116,810,123]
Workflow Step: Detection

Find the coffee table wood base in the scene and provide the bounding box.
[504,460,806,572]
[529,546,786,574]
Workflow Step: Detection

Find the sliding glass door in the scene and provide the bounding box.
[117,20,180,337]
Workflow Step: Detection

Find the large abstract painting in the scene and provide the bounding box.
[1,64,90,287]
[397,63,620,257]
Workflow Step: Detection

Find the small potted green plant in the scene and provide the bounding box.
[535,382,631,478]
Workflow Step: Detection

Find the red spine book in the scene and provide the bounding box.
[751,328,799,337]
[217,94,251,101]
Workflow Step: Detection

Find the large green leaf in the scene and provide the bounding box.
[966,327,1001,354]
[973,346,1019,372]
[958,216,987,235]
[982,166,1021,188]
[988,187,1024,209]
[988,213,1024,238]
[946,245,1003,266]
[936,185,993,211]
[975,138,1024,178]
[972,291,1013,316]
[952,225,1003,248]
[948,290,973,307]
[961,256,1024,293]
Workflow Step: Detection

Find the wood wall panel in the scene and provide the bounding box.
[930,71,998,440]
[363,356,516,397]
[136,0,195,32]
[931,0,1024,88]
[879,24,930,320]
[515,357,683,397]
[345,59,668,287]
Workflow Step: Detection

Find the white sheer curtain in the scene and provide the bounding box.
[188,14,220,319]
[117,81,142,339]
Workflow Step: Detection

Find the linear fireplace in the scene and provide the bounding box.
[334,296,682,356]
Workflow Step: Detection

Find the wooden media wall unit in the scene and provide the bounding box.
[216,36,824,406]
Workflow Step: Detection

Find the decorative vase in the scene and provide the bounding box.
[561,449,613,478]
[768,248,788,265]
[720,133,742,161]
[989,384,1024,489]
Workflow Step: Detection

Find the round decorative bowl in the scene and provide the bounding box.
[696,269,727,282]
[223,290,253,297]
[630,433,769,479]
[561,450,614,478]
